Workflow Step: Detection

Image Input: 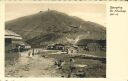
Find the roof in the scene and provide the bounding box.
[66,45,78,49]
[54,44,65,46]
[77,39,106,46]
[5,30,22,39]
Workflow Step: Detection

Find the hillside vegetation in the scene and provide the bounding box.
[6,10,106,47]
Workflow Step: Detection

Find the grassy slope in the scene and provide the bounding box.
[39,51,106,78]
[6,10,106,46]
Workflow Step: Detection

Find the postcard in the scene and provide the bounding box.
[0,0,128,81]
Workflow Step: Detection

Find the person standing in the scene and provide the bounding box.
[32,48,35,56]
[18,45,21,56]
[68,58,75,78]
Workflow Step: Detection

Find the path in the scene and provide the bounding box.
[5,51,62,77]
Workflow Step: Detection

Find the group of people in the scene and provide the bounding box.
[28,49,35,57]
[54,58,75,77]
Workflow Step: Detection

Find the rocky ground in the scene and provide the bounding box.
[5,50,106,78]
[5,51,62,77]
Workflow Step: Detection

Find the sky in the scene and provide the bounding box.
[5,3,106,26]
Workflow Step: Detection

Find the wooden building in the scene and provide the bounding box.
[47,44,65,51]
[5,30,23,52]
[66,46,78,54]
[77,39,106,51]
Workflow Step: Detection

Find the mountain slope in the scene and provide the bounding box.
[5,10,106,46]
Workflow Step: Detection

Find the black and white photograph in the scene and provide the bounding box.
[5,3,106,78]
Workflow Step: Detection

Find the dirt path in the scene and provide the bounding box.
[5,51,62,77]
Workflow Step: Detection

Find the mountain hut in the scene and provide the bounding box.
[5,30,23,52]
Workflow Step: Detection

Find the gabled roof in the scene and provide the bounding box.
[5,30,22,39]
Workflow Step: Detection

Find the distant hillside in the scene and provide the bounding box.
[5,10,106,47]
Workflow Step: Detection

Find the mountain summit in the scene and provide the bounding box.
[5,10,106,46]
